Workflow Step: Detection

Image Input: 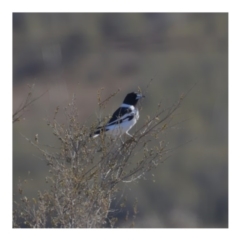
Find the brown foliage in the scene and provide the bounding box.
[13,86,190,228]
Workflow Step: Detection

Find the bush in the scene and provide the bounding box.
[13,86,188,228]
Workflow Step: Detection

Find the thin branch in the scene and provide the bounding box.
[13,85,48,123]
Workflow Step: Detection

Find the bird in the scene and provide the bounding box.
[91,92,144,139]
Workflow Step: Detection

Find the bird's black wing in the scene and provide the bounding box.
[91,107,134,136]
[106,107,134,126]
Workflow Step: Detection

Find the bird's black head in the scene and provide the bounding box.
[123,92,145,106]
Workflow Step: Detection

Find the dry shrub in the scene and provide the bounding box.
[13,85,192,228]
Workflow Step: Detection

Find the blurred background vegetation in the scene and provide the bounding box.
[13,13,228,228]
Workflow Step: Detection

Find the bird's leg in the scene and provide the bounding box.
[126,132,137,143]
[126,132,133,138]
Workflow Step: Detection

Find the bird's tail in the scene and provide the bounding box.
[89,127,103,138]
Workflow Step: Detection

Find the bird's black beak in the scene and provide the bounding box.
[137,94,145,99]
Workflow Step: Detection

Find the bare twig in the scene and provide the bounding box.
[13,84,48,123]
